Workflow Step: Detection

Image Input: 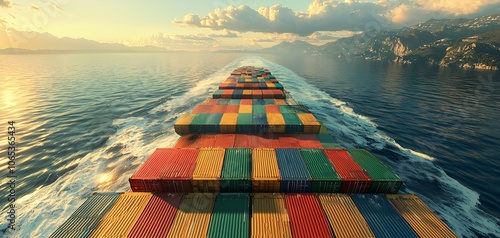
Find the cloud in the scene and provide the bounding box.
[174,0,500,35]
[207,29,238,38]
[122,33,218,50]
[0,0,12,8]
[30,4,41,12]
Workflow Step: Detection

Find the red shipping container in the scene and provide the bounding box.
[129,148,179,192]
[174,135,195,148]
[241,99,252,105]
[196,134,216,148]
[323,149,371,193]
[160,148,199,192]
[252,90,263,99]
[266,135,281,148]
[218,83,229,89]
[251,83,260,89]
[278,136,301,148]
[256,136,272,148]
[262,90,274,99]
[285,194,333,238]
[274,99,287,105]
[265,105,281,113]
[192,105,212,114]
[128,193,182,238]
[273,90,285,98]
[234,134,251,148]
[270,78,279,83]
[210,105,227,114]
[225,105,240,113]
[214,134,236,148]
[205,99,219,105]
[236,83,245,89]
[295,134,323,148]
[221,89,234,99]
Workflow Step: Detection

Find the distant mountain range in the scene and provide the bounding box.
[264,14,500,70]
[2,14,499,69]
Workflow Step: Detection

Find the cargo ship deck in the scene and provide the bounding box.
[50,66,458,238]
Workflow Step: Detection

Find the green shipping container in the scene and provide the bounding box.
[318,121,330,134]
[253,105,266,114]
[236,114,253,133]
[300,149,341,192]
[229,99,241,105]
[206,114,223,133]
[316,134,342,149]
[278,105,294,114]
[221,148,252,192]
[189,114,210,133]
[348,149,402,193]
[282,114,303,133]
[208,194,250,238]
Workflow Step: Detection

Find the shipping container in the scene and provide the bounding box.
[88,193,152,237]
[228,99,240,105]
[205,99,219,105]
[213,89,223,99]
[351,194,419,238]
[252,90,263,99]
[128,193,182,238]
[221,148,252,192]
[324,149,371,193]
[221,89,234,99]
[160,148,199,192]
[295,134,323,148]
[233,89,243,99]
[274,99,287,105]
[278,135,301,148]
[217,99,230,105]
[208,194,250,238]
[241,99,252,105]
[258,82,266,89]
[253,105,266,114]
[262,90,275,99]
[220,113,238,133]
[348,149,402,193]
[191,148,225,192]
[316,134,342,149]
[167,193,216,238]
[318,194,375,238]
[276,149,311,192]
[273,90,285,99]
[267,113,286,133]
[297,113,321,133]
[252,113,268,133]
[192,105,213,114]
[129,148,178,192]
[237,113,253,133]
[210,105,227,114]
[386,194,457,238]
[252,148,281,192]
[174,113,196,135]
[283,114,304,133]
[239,104,252,114]
[318,121,330,134]
[212,133,235,148]
[251,194,292,238]
[285,194,333,238]
[205,113,223,133]
[50,193,120,238]
[189,114,210,133]
[253,99,265,105]
[300,149,341,193]
[242,90,253,99]
[225,105,240,113]
[263,99,275,105]
[265,104,281,113]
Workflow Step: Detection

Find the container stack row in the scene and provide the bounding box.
[128,148,402,193]
[50,193,457,238]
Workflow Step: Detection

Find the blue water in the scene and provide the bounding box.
[0,53,498,237]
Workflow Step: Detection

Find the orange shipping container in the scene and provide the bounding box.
[243,90,253,99]
[252,148,281,192]
[167,194,216,238]
[220,113,238,133]
[191,148,225,192]
[88,193,152,237]
[386,194,458,238]
[251,194,292,238]
[319,194,375,238]
[297,113,321,133]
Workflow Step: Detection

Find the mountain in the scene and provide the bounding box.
[265,14,500,70]
[0,29,168,52]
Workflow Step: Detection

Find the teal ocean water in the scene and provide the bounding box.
[0,53,498,237]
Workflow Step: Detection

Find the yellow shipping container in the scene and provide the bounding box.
[167,193,216,238]
[297,113,321,133]
[318,194,375,238]
[265,82,276,89]
[89,192,152,237]
[252,194,292,238]
[386,194,458,238]
[266,113,286,133]
[243,90,253,99]
[252,148,280,192]
[192,148,225,192]
[220,113,238,133]
[174,113,196,134]
[239,105,253,114]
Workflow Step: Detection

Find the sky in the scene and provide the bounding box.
[0,0,499,50]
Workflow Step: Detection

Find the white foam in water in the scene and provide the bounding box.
[3,56,499,237]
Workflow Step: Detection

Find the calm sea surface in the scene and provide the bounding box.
[0,53,498,237]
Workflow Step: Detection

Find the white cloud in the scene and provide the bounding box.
[174,0,500,35]
[0,0,12,8]
[122,33,218,50]
[207,29,239,38]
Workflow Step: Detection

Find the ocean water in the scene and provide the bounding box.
[0,53,498,237]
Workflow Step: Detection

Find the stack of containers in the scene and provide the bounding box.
[52,66,458,238]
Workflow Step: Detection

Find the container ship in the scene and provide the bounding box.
[50,66,458,238]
